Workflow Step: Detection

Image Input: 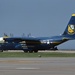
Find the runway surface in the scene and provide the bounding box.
[0,58,75,75]
[7,50,75,53]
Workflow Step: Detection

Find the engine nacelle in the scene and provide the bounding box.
[0,37,4,43]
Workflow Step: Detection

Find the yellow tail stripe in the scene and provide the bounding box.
[72,14,75,16]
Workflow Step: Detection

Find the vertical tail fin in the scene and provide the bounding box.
[63,14,75,36]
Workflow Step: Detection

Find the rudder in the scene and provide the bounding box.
[63,14,75,36]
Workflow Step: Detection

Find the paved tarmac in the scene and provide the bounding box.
[0,58,75,75]
[7,50,75,53]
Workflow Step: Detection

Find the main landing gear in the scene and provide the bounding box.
[0,50,3,52]
[23,49,38,53]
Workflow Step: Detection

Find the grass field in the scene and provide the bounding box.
[0,52,75,57]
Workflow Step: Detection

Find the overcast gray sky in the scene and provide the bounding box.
[0,0,75,49]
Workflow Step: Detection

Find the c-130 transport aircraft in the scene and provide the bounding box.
[0,14,75,53]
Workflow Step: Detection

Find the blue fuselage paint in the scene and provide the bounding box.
[0,14,75,51]
[0,34,72,51]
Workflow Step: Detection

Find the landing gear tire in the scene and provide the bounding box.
[29,50,33,53]
[0,50,3,52]
[34,50,38,53]
[23,50,28,53]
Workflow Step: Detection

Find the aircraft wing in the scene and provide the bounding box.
[3,37,41,45]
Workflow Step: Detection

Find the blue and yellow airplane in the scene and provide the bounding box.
[0,14,75,53]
